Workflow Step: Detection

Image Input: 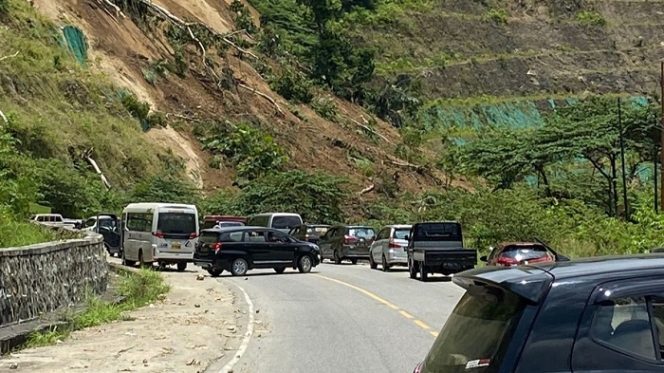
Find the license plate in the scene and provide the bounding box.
[172,242,181,250]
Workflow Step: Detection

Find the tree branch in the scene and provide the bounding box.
[0,51,19,62]
[0,110,7,125]
[238,83,284,116]
[98,0,125,18]
[359,184,375,195]
[186,26,220,82]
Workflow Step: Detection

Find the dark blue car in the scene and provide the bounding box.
[415,255,664,372]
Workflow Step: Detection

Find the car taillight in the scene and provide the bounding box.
[344,235,358,245]
[152,230,164,238]
[189,232,198,239]
[496,256,518,266]
[388,240,400,249]
[413,362,423,373]
[213,242,222,254]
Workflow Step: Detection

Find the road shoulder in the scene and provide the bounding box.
[0,266,249,372]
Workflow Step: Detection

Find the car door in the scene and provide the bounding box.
[371,228,387,261]
[319,227,337,259]
[571,278,664,372]
[266,230,297,263]
[243,229,271,266]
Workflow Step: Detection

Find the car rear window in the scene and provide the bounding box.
[157,213,197,234]
[349,227,375,240]
[272,216,302,230]
[199,232,220,244]
[308,226,329,235]
[501,245,549,260]
[422,284,525,373]
[393,228,410,240]
[413,223,461,241]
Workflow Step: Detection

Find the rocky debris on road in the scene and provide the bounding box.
[0,269,247,373]
[196,274,205,281]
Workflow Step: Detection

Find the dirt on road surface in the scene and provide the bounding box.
[0,265,251,373]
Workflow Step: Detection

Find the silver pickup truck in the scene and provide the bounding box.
[407,221,477,281]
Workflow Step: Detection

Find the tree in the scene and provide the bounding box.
[130,175,200,205]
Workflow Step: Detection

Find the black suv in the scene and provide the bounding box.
[193,226,320,277]
[415,255,664,373]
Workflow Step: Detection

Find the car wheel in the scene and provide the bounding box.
[122,252,136,267]
[333,250,342,264]
[369,253,377,269]
[176,262,187,272]
[298,255,313,273]
[409,259,418,279]
[138,250,151,269]
[207,268,223,277]
[350,258,358,265]
[381,255,391,272]
[274,267,286,274]
[231,258,249,276]
[420,263,428,282]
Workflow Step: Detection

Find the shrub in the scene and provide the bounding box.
[269,67,314,104]
[484,8,508,24]
[118,269,170,307]
[200,121,287,180]
[0,0,8,15]
[229,0,258,34]
[576,10,606,26]
[311,95,338,121]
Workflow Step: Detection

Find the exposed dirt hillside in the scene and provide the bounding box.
[31,0,446,196]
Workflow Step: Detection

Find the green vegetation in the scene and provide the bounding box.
[198,121,287,181]
[0,207,59,247]
[230,0,258,34]
[484,8,508,24]
[130,175,199,205]
[269,67,314,104]
[576,10,606,26]
[26,269,168,348]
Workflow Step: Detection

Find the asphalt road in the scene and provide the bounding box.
[218,262,465,373]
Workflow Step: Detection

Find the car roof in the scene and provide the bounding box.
[456,255,664,303]
[383,224,412,229]
[497,242,545,247]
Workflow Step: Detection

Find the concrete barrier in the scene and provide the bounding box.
[0,233,108,327]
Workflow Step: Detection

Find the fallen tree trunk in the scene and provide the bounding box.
[359,184,375,195]
[238,83,284,116]
[0,51,19,62]
[186,26,220,82]
[0,110,7,125]
[84,149,111,189]
[98,0,125,18]
[348,118,392,144]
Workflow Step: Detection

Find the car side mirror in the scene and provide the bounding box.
[557,255,570,262]
[480,255,488,262]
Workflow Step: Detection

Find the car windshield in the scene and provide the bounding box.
[394,228,410,240]
[422,284,525,373]
[272,216,301,230]
[349,227,375,240]
[501,245,549,260]
[413,223,461,241]
[157,213,197,234]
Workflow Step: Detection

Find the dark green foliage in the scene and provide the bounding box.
[130,175,200,205]
[311,95,338,121]
[269,67,314,103]
[0,0,8,14]
[119,92,165,130]
[235,171,347,223]
[369,75,422,127]
[199,121,287,180]
[230,0,258,34]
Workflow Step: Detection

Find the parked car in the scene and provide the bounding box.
[407,221,477,281]
[121,203,199,272]
[193,226,320,277]
[319,225,376,264]
[202,215,247,229]
[246,213,303,233]
[481,241,567,267]
[369,224,411,271]
[288,224,330,245]
[83,213,122,256]
[414,255,664,373]
[30,213,66,228]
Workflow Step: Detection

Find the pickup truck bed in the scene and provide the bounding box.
[410,248,477,276]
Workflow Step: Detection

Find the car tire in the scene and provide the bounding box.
[369,254,377,269]
[231,258,249,276]
[122,252,136,267]
[138,250,151,269]
[420,263,428,282]
[274,267,286,274]
[177,262,187,272]
[382,255,391,272]
[334,250,342,264]
[298,255,313,273]
[207,268,223,277]
[350,258,358,265]
[409,259,418,279]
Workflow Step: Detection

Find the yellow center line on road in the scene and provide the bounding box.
[314,274,438,338]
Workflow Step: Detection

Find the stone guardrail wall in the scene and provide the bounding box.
[0,233,108,327]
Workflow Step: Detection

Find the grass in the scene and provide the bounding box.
[24,269,169,348]
[0,207,62,247]
[576,10,606,27]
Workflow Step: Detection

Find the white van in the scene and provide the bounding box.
[121,203,199,271]
[246,213,303,233]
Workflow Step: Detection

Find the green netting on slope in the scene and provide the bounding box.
[62,25,88,65]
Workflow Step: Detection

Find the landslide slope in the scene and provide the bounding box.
[29,0,444,195]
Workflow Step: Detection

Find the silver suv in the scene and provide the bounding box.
[369,225,411,271]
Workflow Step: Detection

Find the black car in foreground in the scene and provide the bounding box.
[193,226,320,277]
[415,255,664,373]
